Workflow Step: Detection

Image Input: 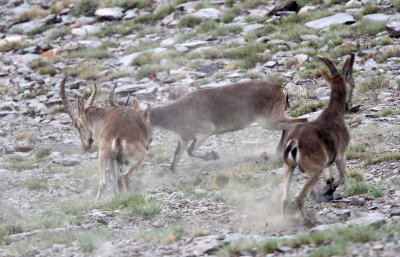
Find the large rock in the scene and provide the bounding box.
[115,82,157,95]
[305,13,355,29]
[363,13,390,22]
[95,7,124,20]
[191,8,222,20]
[386,22,400,37]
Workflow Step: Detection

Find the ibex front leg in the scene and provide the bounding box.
[96,153,108,201]
[170,138,189,172]
[187,134,219,161]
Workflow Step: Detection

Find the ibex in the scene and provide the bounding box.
[135,80,307,172]
[59,77,149,200]
[281,53,355,226]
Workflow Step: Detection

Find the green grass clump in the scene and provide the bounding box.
[135,63,166,80]
[64,61,106,80]
[358,74,391,100]
[1,155,36,170]
[0,42,24,52]
[10,228,114,255]
[178,16,202,28]
[72,0,100,15]
[16,7,48,23]
[266,72,286,85]
[35,148,51,160]
[329,44,358,59]
[105,192,161,217]
[343,178,383,198]
[197,20,218,33]
[112,0,153,9]
[214,25,243,36]
[67,44,113,59]
[289,101,326,116]
[358,20,387,36]
[48,26,72,40]
[27,24,54,36]
[346,143,370,160]
[364,153,400,166]
[133,4,175,24]
[93,25,137,37]
[222,9,236,23]
[21,178,47,190]
[39,66,57,76]
[346,169,364,181]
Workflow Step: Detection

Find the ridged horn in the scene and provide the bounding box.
[59,76,77,120]
[85,83,97,108]
[318,56,339,77]
[109,83,117,107]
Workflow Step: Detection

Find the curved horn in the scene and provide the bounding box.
[59,76,77,120]
[318,56,339,77]
[123,94,131,106]
[85,83,97,108]
[342,53,355,80]
[109,83,117,107]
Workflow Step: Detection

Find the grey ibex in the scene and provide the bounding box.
[136,80,308,172]
[281,53,355,226]
[60,77,149,200]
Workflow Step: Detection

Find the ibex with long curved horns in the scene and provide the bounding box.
[60,77,149,200]
[281,54,355,226]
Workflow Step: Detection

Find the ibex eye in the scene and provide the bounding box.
[89,139,94,144]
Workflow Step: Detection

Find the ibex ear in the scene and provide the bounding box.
[132,98,139,110]
[342,53,355,83]
[78,96,85,115]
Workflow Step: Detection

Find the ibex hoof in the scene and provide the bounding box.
[322,183,337,196]
[211,151,220,160]
[304,217,316,227]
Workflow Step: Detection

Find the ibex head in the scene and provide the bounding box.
[60,77,95,151]
[318,53,355,113]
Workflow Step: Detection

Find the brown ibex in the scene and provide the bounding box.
[137,80,307,172]
[60,77,149,200]
[281,53,355,226]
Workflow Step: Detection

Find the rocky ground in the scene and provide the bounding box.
[1,0,400,256]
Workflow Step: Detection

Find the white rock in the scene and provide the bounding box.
[363,13,391,22]
[298,6,317,15]
[191,8,222,20]
[305,13,355,29]
[95,7,124,20]
[264,61,277,68]
[295,54,309,63]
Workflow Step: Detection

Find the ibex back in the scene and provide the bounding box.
[59,77,149,200]
[141,80,307,172]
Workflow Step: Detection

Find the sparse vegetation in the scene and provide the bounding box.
[15,7,47,23]
[64,61,106,80]
[343,178,383,198]
[27,24,55,36]
[358,74,391,100]
[0,42,24,52]
[178,16,202,28]
[48,26,72,40]
[105,192,161,217]
[289,101,326,116]
[364,153,400,166]
[21,178,47,190]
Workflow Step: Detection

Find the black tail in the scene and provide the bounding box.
[283,140,297,165]
[115,138,123,165]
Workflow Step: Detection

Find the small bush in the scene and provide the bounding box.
[64,61,106,80]
[358,74,391,99]
[0,42,23,52]
[178,16,202,28]
[48,26,72,40]
[222,10,236,23]
[346,169,364,181]
[72,0,100,15]
[197,20,218,33]
[16,7,48,23]
[35,148,51,160]
[215,171,230,187]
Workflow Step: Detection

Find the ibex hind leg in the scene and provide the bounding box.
[122,154,145,192]
[187,134,219,161]
[96,155,108,201]
[108,160,119,193]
